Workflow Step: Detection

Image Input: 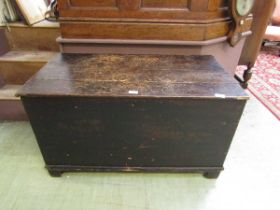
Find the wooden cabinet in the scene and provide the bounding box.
[58,0,251,41]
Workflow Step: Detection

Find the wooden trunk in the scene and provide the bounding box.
[17,54,248,178]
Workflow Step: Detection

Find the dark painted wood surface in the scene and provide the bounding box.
[22,97,246,167]
[18,54,248,178]
[17,54,248,99]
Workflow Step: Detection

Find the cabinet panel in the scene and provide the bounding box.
[142,0,189,9]
[69,0,117,7]
[119,0,141,10]
[208,0,228,10]
[59,0,229,20]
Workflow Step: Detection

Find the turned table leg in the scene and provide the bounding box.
[235,63,253,89]
[242,66,253,89]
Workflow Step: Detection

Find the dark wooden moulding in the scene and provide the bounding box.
[17,54,248,178]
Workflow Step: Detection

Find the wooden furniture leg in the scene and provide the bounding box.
[48,170,63,177]
[235,62,253,88]
[203,171,221,179]
[238,0,275,88]
[243,65,253,88]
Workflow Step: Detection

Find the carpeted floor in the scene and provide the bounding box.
[237,46,280,120]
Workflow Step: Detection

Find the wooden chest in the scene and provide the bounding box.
[17,54,248,178]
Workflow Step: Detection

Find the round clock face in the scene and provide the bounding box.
[236,0,254,16]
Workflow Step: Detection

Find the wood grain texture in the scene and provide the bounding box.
[58,10,228,21]
[143,0,189,8]
[208,0,227,11]
[69,0,117,7]
[57,0,252,42]
[57,34,248,75]
[0,29,9,55]
[0,51,57,84]
[119,0,141,10]
[0,50,57,62]
[17,54,248,99]
[2,21,60,51]
[60,22,204,40]
[188,0,209,11]
[58,0,227,19]
[59,18,251,41]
